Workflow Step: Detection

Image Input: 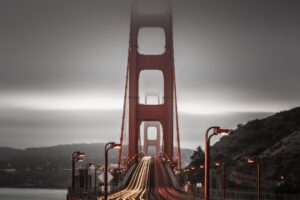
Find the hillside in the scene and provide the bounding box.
[0,143,193,188]
[0,143,118,163]
[211,107,300,193]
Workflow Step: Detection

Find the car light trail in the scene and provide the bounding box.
[99,156,151,200]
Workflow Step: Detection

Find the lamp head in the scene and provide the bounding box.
[247,157,256,164]
[72,151,85,159]
[77,152,85,158]
[112,143,122,149]
[77,157,84,162]
[215,161,222,166]
[87,163,95,168]
[74,152,85,161]
[98,166,104,170]
[214,127,234,136]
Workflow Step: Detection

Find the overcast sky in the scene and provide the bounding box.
[0,0,299,151]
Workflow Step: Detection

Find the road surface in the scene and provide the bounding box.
[102,156,193,200]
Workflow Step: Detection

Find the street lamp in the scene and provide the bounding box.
[248,157,260,200]
[72,151,85,188]
[215,160,226,199]
[85,162,95,192]
[204,126,232,200]
[104,142,121,200]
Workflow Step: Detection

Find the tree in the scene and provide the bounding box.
[190,146,204,165]
[237,123,243,128]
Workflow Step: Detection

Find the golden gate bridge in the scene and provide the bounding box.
[67,1,261,200]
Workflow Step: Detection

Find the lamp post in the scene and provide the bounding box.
[104,142,121,200]
[72,151,85,188]
[204,127,232,200]
[248,157,260,200]
[215,161,226,199]
[85,162,95,192]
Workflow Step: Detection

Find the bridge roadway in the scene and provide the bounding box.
[101,156,192,200]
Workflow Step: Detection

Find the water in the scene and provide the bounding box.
[0,188,67,200]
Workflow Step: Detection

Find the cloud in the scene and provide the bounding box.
[0,104,272,149]
[0,0,299,148]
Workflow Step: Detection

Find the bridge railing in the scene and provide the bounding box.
[119,161,137,188]
[185,187,300,200]
[223,190,300,200]
[67,187,99,200]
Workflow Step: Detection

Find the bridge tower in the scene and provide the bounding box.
[143,91,161,156]
[128,0,175,161]
[144,121,161,155]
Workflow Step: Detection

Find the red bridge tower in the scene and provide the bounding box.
[128,0,175,161]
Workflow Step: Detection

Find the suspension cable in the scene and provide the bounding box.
[174,65,182,170]
[118,60,129,168]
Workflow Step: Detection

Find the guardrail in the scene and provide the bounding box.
[186,187,300,200]
[67,187,101,200]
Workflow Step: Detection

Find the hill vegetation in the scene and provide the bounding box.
[210,107,300,193]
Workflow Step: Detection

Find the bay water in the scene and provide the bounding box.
[0,188,66,200]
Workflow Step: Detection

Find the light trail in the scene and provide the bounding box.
[99,156,151,200]
[152,156,192,200]
[99,156,194,199]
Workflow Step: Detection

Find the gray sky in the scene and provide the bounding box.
[0,0,299,150]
